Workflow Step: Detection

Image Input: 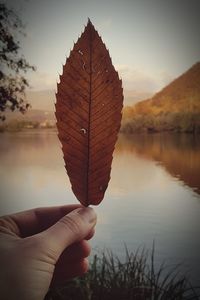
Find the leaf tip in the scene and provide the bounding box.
[87,18,94,28]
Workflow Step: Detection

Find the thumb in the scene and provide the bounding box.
[40,207,97,259]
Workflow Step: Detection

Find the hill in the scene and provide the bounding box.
[0,109,56,132]
[123,90,153,106]
[4,109,55,123]
[25,88,151,108]
[122,63,200,133]
[26,90,56,111]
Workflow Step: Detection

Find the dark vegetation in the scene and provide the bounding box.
[121,63,200,134]
[46,247,200,300]
[0,3,35,120]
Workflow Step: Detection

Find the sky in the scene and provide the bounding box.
[5,0,200,95]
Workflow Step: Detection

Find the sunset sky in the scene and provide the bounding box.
[5,0,200,95]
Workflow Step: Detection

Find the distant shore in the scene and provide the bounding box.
[1,121,200,134]
[0,120,56,133]
[1,111,200,134]
[121,112,200,134]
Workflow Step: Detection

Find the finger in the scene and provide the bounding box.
[8,204,83,237]
[56,240,91,264]
[52,258,89,286]
[85,228,95,240]
[40,207,97,260]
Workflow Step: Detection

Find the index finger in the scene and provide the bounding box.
[2,204,82,237]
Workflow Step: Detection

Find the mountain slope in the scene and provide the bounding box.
[122,63,200,133]
[137,62,200,114]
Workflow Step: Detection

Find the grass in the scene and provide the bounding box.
[45,245,200,300]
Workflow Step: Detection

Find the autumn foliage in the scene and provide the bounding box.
[56,20,123,206]
[121,63,200,133]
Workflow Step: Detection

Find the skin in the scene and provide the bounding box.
[0,205,97,300]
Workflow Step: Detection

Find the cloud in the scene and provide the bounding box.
[158,71,173,87]
[98,17,112,30]
[28,71,57,91]
[116,65,160,92]
[26,66,161,107]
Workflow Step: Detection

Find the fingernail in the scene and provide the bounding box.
[76,207,97,224]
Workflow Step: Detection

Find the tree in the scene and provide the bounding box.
[0,3,35,121]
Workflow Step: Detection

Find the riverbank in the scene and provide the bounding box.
[46,247,200,300]
[121,111,200,134]
[0,120,56,133]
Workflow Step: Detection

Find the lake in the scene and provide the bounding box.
[0,130,200,285]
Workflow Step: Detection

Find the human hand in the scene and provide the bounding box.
[0,204,97,300]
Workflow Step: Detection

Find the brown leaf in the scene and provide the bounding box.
[56,19,124,206]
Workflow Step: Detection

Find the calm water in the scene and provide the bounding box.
[0,131,200,284]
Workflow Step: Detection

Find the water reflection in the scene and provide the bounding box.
[0,131,200,284]
[116,133,200,195]
[0,131,76,214]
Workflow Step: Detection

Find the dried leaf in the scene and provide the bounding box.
[56,19,123,206]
